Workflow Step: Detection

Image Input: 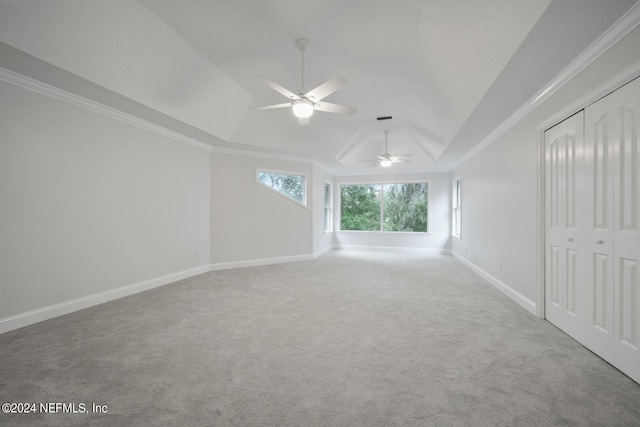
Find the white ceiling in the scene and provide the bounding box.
[0,0,637,174]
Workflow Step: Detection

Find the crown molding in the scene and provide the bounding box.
[210,145,320,165]
[455,1,640,169]
[0,67,213,153]
[538,58,640,132]
[530,1,640,109]
[0,65,344,172]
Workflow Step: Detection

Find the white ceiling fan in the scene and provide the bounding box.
[250,38,356,125]
[374,130,412,167]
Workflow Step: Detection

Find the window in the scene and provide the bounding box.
[340,182,429,232]
[340,184,381,231]
[257,170,307,206]
[452,176,461,238]
[324,182,333,233]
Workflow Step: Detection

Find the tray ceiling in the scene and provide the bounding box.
[0,0,637,174]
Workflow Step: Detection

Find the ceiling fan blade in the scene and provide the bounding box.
[392,158,412,164]
[304,76,347,102]
[250,102,292,110]
[297,116,310,126]
[314,102,357,115]
[258,76,300,100]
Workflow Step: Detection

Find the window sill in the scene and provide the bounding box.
[337,230,432,236]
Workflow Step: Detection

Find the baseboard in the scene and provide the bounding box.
[0,264,210,335]
[452,252,537,316]
[209,253,315,271]
[336,244,452,255]
[313,245,335,259]
[1,251,330,335]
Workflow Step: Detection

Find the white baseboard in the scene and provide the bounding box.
[313,245,335,259]
[336,244,452,255]
[452,252,537,316]
[0,264,210,335]
[209,253,314,271]
[1,251,330,335]
[2,249,495,335]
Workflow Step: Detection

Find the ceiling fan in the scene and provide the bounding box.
[250,38,356,125]
[373,130,412,167]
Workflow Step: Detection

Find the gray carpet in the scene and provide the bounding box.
[1,250,639,426]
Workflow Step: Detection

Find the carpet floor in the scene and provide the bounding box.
[0,250,639,426]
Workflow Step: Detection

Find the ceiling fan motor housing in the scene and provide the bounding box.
[292,99,314,118]
[295,38,310,51]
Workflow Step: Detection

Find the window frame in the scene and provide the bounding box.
[452,175,461,238]
[324,181,333,233]
[256,168,308,208]
[338,180,431,234]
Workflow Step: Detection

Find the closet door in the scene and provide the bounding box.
[585,76,640,382]
[612,76,640,382]
[544,111,586,341]
[613,78,640,383]
[584,97,616,363]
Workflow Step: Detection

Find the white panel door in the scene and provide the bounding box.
[584,101,616,363]
[585,76,640,383]
[607,76,640,383]
[546,77,640,384]
[545,111,586,342]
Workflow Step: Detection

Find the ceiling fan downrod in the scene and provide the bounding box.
[296,38,310,92]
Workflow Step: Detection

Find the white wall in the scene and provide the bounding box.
[334,172,452,252]
[209,152,314,267]
[0,79,211,331]
[452,122,538,307]
[453,24,640,314]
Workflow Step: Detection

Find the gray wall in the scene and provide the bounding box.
[453,24,640,310]
[210,152,314,266]
[0,79,211,328]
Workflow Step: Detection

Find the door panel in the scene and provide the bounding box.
[620,107,637,231]
[566,248,577,314]
[545,112,585,340]
[619,257,637,349]
[611,77,640,383]
[585,76,640,383]
[592,252,610,333]
[585,104,616,362]
[592,116,610,230]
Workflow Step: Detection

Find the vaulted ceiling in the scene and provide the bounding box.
[0,0,637,174]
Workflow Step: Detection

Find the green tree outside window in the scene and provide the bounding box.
[341,183,428,232]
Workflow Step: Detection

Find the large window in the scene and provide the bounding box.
[340,182,429,232]
[452,176,461,238]
[257,170,307,206]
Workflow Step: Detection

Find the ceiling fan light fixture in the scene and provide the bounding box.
[292,99,314,118]
[380,159,392,167]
